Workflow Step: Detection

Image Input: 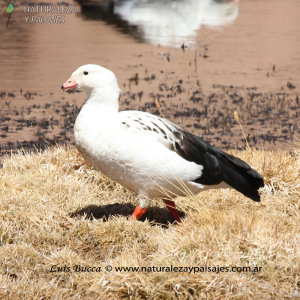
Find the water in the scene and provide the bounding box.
[0,0,299,155]
[79,0,239,47]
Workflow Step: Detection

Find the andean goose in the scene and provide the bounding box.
[62,64,264,222]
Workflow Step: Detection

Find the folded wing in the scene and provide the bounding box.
[120,111,264,201]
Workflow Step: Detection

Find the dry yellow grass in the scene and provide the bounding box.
[0,145,299,299]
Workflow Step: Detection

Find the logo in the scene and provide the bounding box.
[4,3,15,29]
[3,3,78,28]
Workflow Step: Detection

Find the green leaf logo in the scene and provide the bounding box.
[5,3,15,14]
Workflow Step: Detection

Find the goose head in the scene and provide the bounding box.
[62,64,121,109]
[61,64,118,92]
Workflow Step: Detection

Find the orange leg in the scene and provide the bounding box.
[163,199,181,223]
[131,205,147,220]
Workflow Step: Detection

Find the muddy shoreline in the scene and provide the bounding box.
[0,78,298,157]
[0,0,299,156]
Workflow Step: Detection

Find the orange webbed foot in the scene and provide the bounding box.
[130,205,147,220]
[163,199,181,223]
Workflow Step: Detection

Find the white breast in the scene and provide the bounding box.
[74,105,204,199]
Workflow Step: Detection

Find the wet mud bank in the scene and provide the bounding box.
[0,0,299,156]
[0,77,298,156]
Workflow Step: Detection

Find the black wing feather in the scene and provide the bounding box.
[173,127,264,202]
[121,111,264,202]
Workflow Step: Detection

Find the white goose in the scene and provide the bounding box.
[62,64,264,222]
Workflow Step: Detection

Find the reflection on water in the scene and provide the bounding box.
[79,0,239,47]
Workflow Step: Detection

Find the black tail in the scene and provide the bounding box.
[172,129,264,202]
[217,152,264,202]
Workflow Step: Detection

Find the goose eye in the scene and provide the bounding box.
[83,71,88,75]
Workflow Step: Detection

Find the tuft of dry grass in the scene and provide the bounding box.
[0,146,299,299]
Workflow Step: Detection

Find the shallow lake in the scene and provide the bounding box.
[0,0,299,155]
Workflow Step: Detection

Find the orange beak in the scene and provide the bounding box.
[61,78,78,91]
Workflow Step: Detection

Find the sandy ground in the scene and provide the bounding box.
[0,0,299,155]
